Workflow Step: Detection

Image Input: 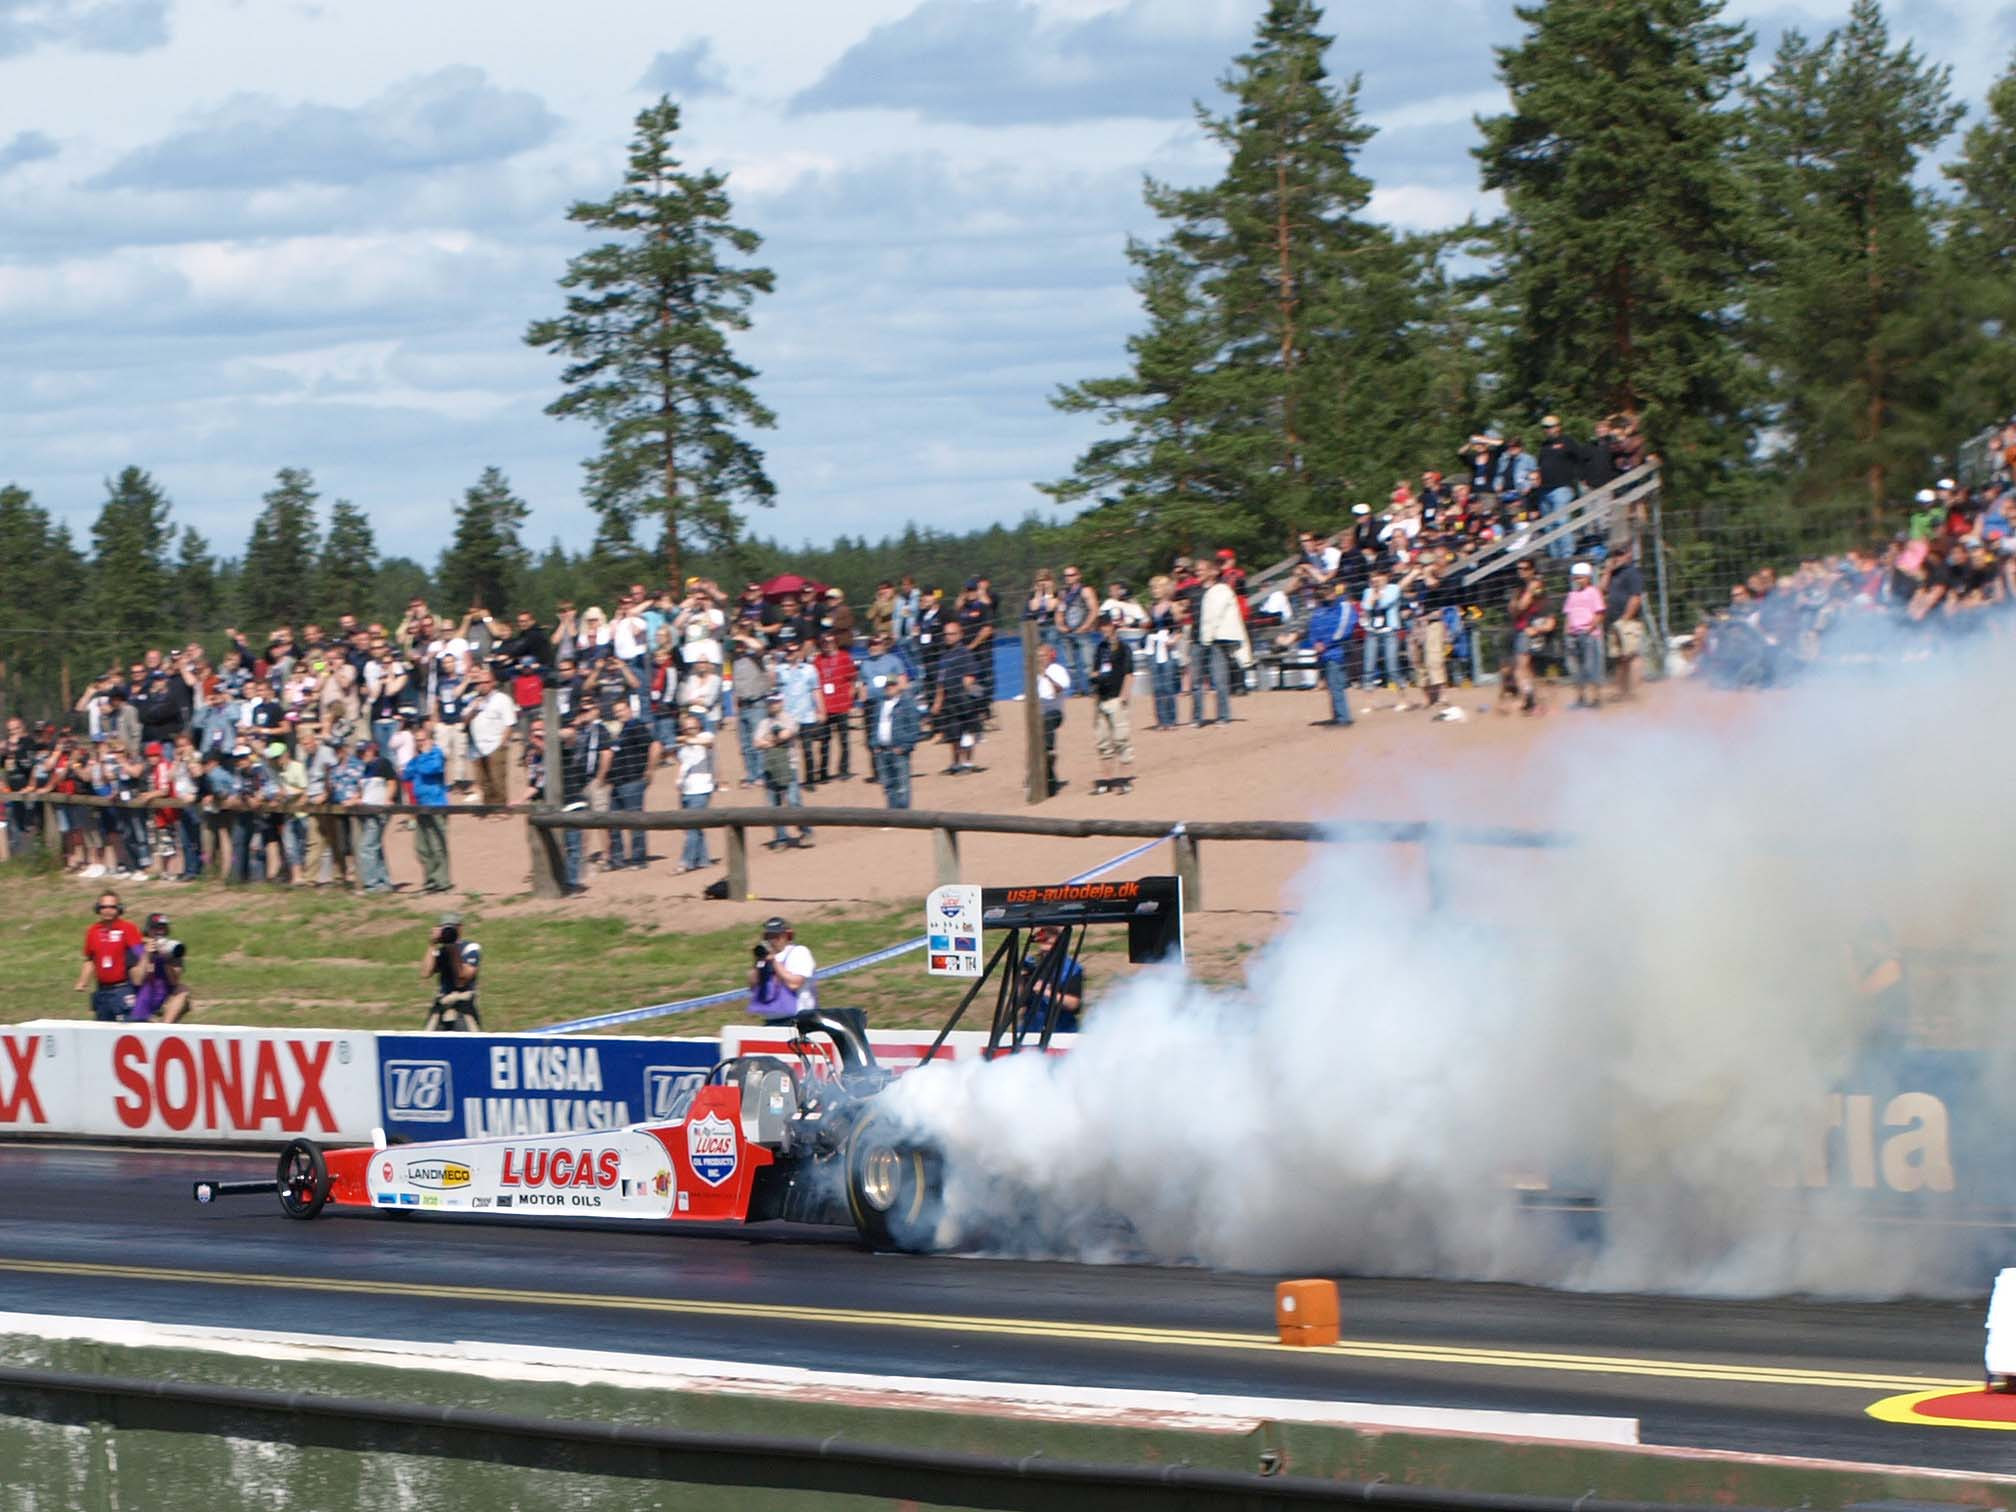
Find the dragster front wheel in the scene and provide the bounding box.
[276,1138,329,1220]
[844,1107,944,1253]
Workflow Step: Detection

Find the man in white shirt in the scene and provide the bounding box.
[611,594,650,677]
[466,668,517,807]
[1192,559,1249,726]
[747,915,816,1019]
[1035,643,1071,796]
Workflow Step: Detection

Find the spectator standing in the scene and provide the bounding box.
[813,631,857,783]
[915,588,948,690]
[1535,415,1585,560]
[755,693,813,850]
[1400,561,1451,712]
[611,592,651,683]
[892,575,922,648]
[774,634,822,787]
[728,621,772,786]
[1026,571,1062,662]
[1303,577,1357,727]
[1499,558,1550,717]
[353,739,398,894]
[274,737,308,880]
[432,652,474,796]
[555,707,594,895]
[965,576,999,704]
[1603,540,1647,701]
[1144,576,1184,730]
[1563,563,1608,707]
[603,694,660,869]
[1056,566,1099,690]
[1034,644,1070,796]
[931,618,985,774]
[860,631,919,809]
[1495,435,1537,518]
[1360,567,1404,704]
[300,727,349,887]
[1192,559,1247,726]
[2,717,41,856]
[1090,614,1135,796]
[649,648,682,749]
[817,586,855,646]
[677,657,723,735]
[75,891,143,1021]
[867,581,898,643]
[467,669,516,808]
[407,724,452,891]
[673,714,716,874]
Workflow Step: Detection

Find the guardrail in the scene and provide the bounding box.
[529,807,1570,909]
[0,1363,1767,1512]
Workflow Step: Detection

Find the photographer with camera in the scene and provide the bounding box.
[133,912,193,1024]
[420,911,483,1032]
[745,915,816,1020]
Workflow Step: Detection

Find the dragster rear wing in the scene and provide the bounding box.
[923,876,1184,1055]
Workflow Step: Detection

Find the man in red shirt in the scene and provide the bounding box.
[74,890,144,1021]
[812,631,858,783]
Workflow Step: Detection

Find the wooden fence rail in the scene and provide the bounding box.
[526,805,1570,908]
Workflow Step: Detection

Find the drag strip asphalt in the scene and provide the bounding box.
[0,1143,2001,1472]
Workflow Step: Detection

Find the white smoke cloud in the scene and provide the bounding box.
[887,637,2016,1297]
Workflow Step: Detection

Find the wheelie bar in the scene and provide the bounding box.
[192,1179,274,1203]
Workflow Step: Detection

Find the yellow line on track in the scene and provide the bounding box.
[0,1256,1970,1395]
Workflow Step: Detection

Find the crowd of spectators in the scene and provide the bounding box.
[1691,432,2016,688]
[4,410,1999,886]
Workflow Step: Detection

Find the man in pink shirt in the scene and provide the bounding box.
[1563,562,1607,709]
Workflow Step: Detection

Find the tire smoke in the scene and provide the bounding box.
[886,643,2016,1296]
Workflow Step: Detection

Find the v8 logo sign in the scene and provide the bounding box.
[384,1060,453,1123]
[645,1067,702,1122]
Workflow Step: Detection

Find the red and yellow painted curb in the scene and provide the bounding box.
[1867,1385,2016,1430]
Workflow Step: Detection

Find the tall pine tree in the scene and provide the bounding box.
[1745,0,1961,507]
[436,466,531,613]
[171,527,219,637]
[88,466,176,656]
[525,98,776,585]
[1477,0,1760,496]
[1049,2,1434,555]
[317,499,379,622]
[0,486,75,719]
[1940,50,2016,441]
[239,468,322,629]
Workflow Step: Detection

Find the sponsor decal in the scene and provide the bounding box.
[512,1192,603,1209]
[383,1060,453,1123]
[403,1161,471,1191]
[952,936,976,952]
[677,1190,689,1212]
[463,1098,632,1138]
[397,1193,419,1206]
[420,1195,441,1208]
[374,1195,398,1207]
[645,1067,701,1122]
[654,1169,671,1198]
[379,1160,393,1182]
[495,1195,512,1209]
[488,1044,604,1092]
[925,884,983,978]
[499,1146,621,1189]
[928,934,952,952]
[687,1112,738,1187]
[1779,1091,1955,1194]
[111,1034,335,1133]
[0,1035,45,1125]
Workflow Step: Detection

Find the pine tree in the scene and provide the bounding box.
[240,468,323,628]
[316,499,379,623]
[87,466,176,656]
[436,466,531,614]
[0,486,70,719]
[170,527,219,638]
[525,98,776,585]
[1477,0,1760,495]
[1941,51,2016,437]
[1047,2,1435,554]
[1745,0,1962,506]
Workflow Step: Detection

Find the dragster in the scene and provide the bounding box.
[193,876,1183,1251]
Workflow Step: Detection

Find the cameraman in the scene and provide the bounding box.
[133,911,193,1024]
[421,911,483,1031]
[745,915,816,1019]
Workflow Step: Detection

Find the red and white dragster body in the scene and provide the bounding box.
[339,1085,767,1224]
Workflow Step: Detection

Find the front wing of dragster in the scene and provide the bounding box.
[323,1084,774,1222]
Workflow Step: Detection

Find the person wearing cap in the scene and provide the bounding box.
[1602,541,1647,701]
[406,722,452,892]
[272,736,309,882]
[858,629,917,806]
[816,585,856,647]
[773,633,823,788]
[350,739,399,894]
[1494,435,1537,516]
[1535,416,1586,560]
[1908,488,1943,541]
[754,691,813,849]
[1090,611,1135,796]
[133,911,192,1024]
[1302,577,1357,727]
[421,912,482,1031]
[747,915,816,1020]
[1563,562,1607,708]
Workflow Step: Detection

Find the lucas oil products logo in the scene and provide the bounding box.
[404,1161,471,1190]
[687,1112,738,1186]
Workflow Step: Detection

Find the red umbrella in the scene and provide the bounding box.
[760,574,824,601]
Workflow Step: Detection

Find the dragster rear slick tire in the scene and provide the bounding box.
[276,1138,329,1220]
[844,1106,944,1253]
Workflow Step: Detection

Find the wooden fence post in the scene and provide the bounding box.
[1172,829,1201,911]
[525,688,565,900]
[1022,619,1046,805]
[932,827,961,886]
[726,824,749,899]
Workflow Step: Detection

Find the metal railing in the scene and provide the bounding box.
[1460,463,1662,587]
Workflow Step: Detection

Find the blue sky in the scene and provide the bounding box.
[1,0,2010,566]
